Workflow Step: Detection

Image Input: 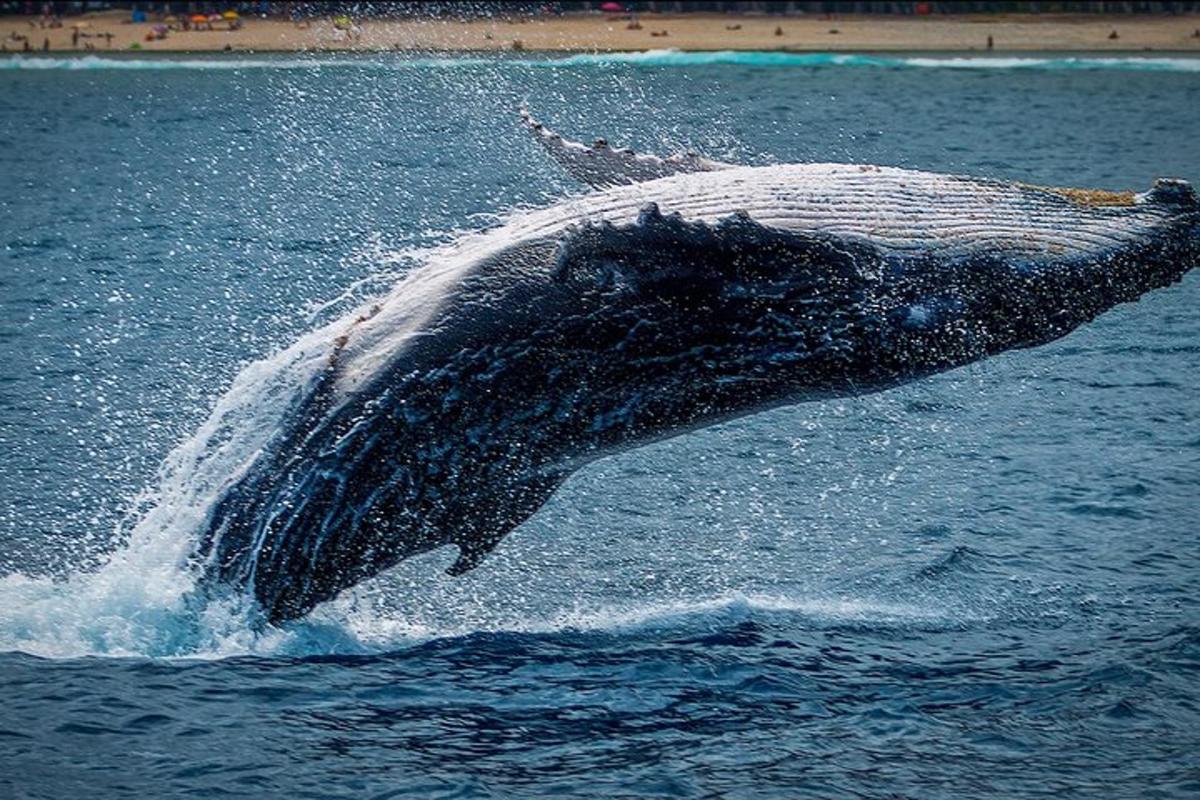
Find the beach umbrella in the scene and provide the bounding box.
[599,2,624,12]
[222,10,239,20]
[153,24,168,34]
[165,15,178,23]
[190,14,208,24]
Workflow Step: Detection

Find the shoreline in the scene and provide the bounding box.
[6,48,1200,59]
[4,11,1200,55]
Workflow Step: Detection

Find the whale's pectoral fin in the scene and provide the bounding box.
[520,107,733,189]
[445,471,567,576]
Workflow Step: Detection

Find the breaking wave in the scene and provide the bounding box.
[3,51,1199,72]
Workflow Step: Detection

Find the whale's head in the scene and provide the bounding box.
[871,177,1200,371]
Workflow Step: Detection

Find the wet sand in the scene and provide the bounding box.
[4,10,1200,54]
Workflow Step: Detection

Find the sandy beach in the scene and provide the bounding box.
[4,10,1200,54]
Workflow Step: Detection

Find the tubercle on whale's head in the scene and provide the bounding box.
[1142,178,1200,257]
[1138,177,1199,210]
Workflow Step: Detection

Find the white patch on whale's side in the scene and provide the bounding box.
[331,162,1184,402]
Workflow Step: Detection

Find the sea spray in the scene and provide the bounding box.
[0,317,344,658]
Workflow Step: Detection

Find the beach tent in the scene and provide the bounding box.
[131,9,146,23]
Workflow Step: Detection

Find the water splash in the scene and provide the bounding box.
[0,578,994,660]
[0,313,345,658]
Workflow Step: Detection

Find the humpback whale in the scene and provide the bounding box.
[194,115,1199,624]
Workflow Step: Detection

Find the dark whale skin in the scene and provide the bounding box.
[194,191,1200,624]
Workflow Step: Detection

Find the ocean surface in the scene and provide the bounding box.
[2,52,1199,798]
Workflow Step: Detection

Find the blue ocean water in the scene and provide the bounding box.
[1,52,1199,798]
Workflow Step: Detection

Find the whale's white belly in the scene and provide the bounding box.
[505,163,1171,257]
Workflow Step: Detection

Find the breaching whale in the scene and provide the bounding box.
[194,114,1199,624]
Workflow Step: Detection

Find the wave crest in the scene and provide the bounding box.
[3,52,1198,72]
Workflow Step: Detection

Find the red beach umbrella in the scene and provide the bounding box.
[599,2,624,12]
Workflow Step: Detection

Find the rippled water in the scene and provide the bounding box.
[2,53,1199,798]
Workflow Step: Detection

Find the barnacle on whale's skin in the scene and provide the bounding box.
[192,114,1199,625]
[1037,186,1138,207]
[330,304,383,367]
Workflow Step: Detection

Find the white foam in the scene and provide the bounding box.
[0,55,357,70]
[267,590,989,658]
[0,310,348,658]
[3,52,1199,72]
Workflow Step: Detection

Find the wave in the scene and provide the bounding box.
[0,55,358,70]
[553,51,1200,71]
[0,583,982,661]
[4,51,1200,72]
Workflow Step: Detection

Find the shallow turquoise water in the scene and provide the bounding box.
[1,53,1199,798]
